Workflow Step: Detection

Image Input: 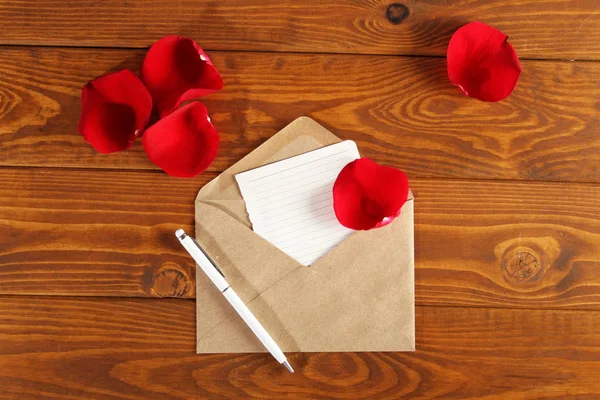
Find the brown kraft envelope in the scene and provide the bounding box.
[194,116,415,353]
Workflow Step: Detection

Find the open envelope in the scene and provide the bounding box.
[194,117,415,352]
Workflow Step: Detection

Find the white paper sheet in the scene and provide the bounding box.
[235,141,360,266]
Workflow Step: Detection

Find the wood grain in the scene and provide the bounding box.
[0,0,599,60]
[1,48,599,182]
[0,296,599,399]
[0,168,206,298]
[2,167,599,309]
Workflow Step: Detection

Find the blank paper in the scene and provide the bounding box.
[235,141,360,266]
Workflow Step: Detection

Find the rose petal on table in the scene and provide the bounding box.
[78,69,152,153]
[142,102,219,178]
[447,21,521,102]
[141,35,223,117]
[333,158,409,230]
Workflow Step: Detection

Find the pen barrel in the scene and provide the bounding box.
[179,236,229,292]
[222,288,287,364]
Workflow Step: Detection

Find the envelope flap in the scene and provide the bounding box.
[196,117,341,205]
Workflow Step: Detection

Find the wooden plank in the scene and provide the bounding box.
[0,296,599,399]
[1,48,599,182]
[0,168,205,299]
[0,0,599,60]
[2,167,599,309]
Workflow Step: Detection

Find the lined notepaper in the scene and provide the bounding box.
[235,141,360,266]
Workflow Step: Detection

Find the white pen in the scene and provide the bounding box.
[175,229,294,373]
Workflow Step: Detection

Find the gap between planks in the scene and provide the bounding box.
[3,42,600,63]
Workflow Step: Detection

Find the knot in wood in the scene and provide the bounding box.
[151,262,192,298]
[304,353,369,386]
[386,3,409,24]
[502,247,544,286]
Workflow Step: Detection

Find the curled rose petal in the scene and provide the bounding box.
[78,69,152,153]
[447,21,521,102]
[142,102,219,178]
[333,158,409,230]
[141,35,223,117]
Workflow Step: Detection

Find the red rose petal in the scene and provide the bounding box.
[78,69,152,153]
[333,158,409,230]
[142,102,219,178]
[447,21,521,102]
[141,36,223,118]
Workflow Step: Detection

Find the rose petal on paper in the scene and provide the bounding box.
[78,69,152,153]
[333,158,409,230]
[142,102,219,178]
[447,21,521,102]
[141,35,223,117]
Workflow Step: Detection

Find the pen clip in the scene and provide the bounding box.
[190,237,225,278]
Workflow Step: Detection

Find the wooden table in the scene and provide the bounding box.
[1,1,599,398]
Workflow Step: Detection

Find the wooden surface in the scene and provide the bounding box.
[2,298,600,399]
[1,1,599,398]
[1,0,599,60]
[3,168,600,310]
[2,48,600,182]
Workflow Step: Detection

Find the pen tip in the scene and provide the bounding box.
[175,229,186,239]
[282,360,294,373]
